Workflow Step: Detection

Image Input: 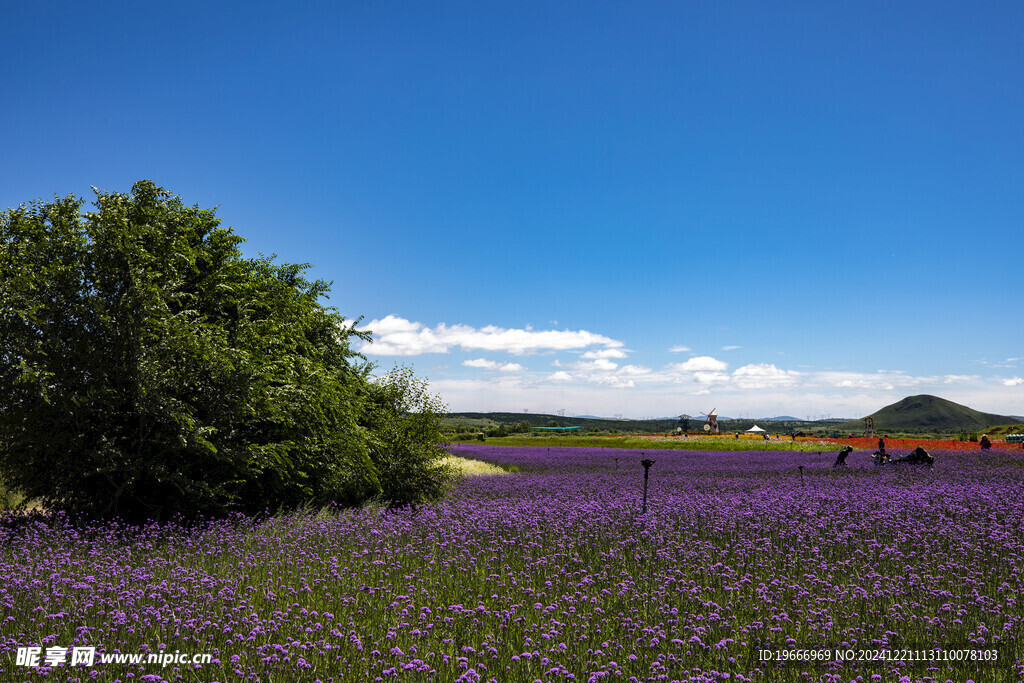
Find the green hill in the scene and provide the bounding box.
[836,395,1020,433]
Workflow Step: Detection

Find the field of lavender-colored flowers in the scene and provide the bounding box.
[2,445,1022,682]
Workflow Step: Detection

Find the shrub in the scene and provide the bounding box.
[0,476,28,514]
[360,367,456,507]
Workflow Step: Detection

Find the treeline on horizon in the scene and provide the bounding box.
[446,405,1024,440]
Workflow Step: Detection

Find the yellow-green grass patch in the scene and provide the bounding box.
[440,455,510,476]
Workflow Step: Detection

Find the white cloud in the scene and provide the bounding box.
[814,370,923,391]
[722,345,741,351]
[357,315,449,355]
[669,356,729,372]
[581,348,629,360]
[540,359,653,387]
[619,364,652,376]
[593,376,635,388]
[557,358,620,372]
[654,362,992,397]
[1002,377,1023,387]
[358,315,624,356]
[691,371,730,386]
[463,358,525,373]
[660,356,732,387]
[668,345,691,353]
[731,363,802,389]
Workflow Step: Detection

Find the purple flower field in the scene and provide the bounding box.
[2,445,1022,682]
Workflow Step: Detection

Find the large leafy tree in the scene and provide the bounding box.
[0,181,447,521]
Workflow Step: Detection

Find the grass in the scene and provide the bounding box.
[981,423,1024,437]
[440,455,511,476]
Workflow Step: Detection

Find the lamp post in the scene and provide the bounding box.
[641,457,655,513]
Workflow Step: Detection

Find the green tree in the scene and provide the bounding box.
[0,181,447,521]
[360,366,455,508]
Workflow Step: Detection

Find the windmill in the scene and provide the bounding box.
[700,408,719,433]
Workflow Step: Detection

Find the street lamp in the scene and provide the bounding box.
[640,457,655,513]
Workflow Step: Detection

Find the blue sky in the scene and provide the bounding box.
[4,1,1023,419]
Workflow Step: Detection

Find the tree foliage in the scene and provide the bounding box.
[0,181,450,521]
[361,367,456,507]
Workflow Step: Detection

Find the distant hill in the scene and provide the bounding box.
[760,415,802,422]
[836,395,1021,433]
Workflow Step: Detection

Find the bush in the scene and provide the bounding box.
[360,367,456,507]
[0,476,29,514]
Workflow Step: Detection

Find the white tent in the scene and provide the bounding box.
[746,424,766,433]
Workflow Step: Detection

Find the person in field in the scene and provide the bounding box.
[833,445,854,467]
[873,447,889,466]
[980,434,992,451]
[891,446,934,466]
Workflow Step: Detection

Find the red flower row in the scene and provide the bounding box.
[824,436,1022,451]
